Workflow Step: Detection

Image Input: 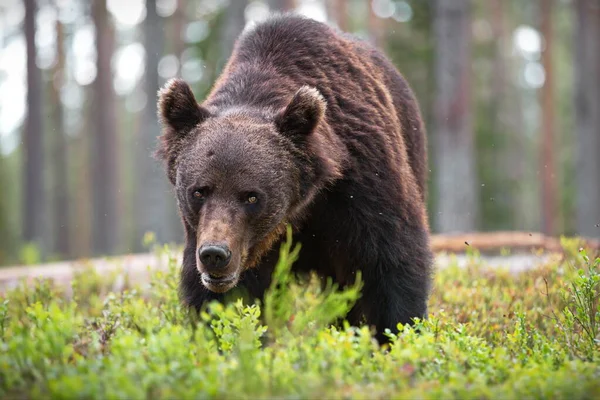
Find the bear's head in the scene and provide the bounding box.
[155,78,342,293]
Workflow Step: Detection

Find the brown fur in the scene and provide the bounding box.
[155,13,433,343]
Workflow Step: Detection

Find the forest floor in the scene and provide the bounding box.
[0,230,599,399]
[0,250,556,291]
[0,230,584,293]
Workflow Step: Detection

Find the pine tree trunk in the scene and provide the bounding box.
[267,0,296,11]
[433,0,479,233]
[575,0,600,237]
[539,0,558,236]
[23,0,45,253]
[503,1,532,231]
[72,88,93,259]
[368,0,384,49]
[219,0,248,73]
[173,0,186,65]
[327,0,349,31]
[135,0,180,250]
[91,0,120,256]
[50,18,70,258]
[168,0,188,240]
[489,0,510,227]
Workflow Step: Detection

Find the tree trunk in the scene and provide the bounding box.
[72,88,93,259]
[478,0,512,231]
[135,0,179,250]
[50,18,70,258]
[219,0,248,73]
[91,0,120,256]
[539,0,558,236]
[267,0,296,12]
[433,0,479,233]
[173,0,186,67]
[327,0,349,32]
[575,0,600,238]
[0,149,13,264]
[489,0,508,214]
[504,0,532,231]
[368,0,384,49]
[165,0,188,241]
[23,0,45,253]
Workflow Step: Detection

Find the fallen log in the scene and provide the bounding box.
[430,231,600,255]
[0,231,597,293]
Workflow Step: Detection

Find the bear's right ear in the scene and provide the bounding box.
[157,78,211,133]
[155,79,211,185]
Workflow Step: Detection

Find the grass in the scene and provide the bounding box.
[0,228,599,399]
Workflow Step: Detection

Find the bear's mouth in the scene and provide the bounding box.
[200,272,238,293]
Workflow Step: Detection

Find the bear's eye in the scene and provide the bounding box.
[191,187,209,201]
[244,192,259,205]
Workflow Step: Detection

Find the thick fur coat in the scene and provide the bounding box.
[156,13,433,342]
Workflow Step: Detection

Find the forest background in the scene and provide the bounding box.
[0,0,598,266]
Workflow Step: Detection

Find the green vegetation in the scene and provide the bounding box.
[1,230,599,399]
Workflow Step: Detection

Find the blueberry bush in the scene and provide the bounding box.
[0,229,599,399]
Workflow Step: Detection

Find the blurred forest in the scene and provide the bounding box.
[0,0,598,266]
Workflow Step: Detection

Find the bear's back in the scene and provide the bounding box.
[224,14,402,142]
[239,15,428,199]
[233,15,392,94]
[234,14,344,66]
[207,13,426,198]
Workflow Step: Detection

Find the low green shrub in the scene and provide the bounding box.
[0,228,598,399]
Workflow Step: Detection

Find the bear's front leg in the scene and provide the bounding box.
[350,248,433,344]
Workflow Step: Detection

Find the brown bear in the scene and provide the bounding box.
[156,13,433,342]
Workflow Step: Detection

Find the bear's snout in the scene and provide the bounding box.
[197,241,240,293]
[198,244,232,273]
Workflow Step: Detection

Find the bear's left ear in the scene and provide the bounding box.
[275,86,326,142]
[155,78,211,185]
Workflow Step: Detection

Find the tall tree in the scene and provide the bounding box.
[173,0,186,64]
[23,0,45,253]
[218,0,248,73]
[136,0,178,250]
[91,0,120,255]
[49,16,70,258]
[433,0,478,233]
[327,0,349,31]
[72,87,93,259]
[168,0,188,240]
[539,0,558,236]
[368,0,384,48]
[488,0,510,225]
[267,0,296,12]
[478,0,530,231]
[505,0,533,231]
[0,150,12,264]
[574,0,600,238]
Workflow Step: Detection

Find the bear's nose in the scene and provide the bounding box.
[198,245,231,271]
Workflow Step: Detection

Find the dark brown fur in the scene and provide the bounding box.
[156,13,433,343]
